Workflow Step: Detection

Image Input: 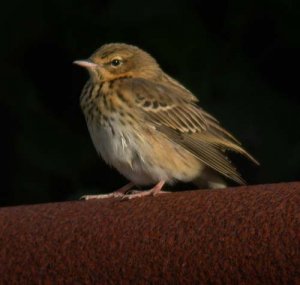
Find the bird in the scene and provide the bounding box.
[74,43,259,200]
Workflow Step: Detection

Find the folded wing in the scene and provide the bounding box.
[120,78,259,184]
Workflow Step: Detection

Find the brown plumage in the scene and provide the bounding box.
[74,43,259,200]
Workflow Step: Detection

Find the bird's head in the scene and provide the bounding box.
[74,43,162,83]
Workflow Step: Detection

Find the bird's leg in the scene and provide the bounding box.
[123,181,168,200]
[81,182,135,200]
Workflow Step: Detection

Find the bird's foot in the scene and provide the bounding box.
[80,182,135,200]
[122,181,168,200]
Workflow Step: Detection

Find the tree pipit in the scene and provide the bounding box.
[74,43,259,200]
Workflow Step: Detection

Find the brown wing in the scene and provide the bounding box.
[120,78,259,184]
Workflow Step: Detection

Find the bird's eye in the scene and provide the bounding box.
[111,58,122,67]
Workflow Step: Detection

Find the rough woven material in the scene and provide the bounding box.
[0,182,299,284]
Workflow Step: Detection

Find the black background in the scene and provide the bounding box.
[1,0,299,206]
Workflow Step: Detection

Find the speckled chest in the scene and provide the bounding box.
[80,81,112,125]
[79,80,141,167]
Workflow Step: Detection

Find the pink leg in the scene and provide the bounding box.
[123,181,168,200]
[81,182,135,200]
[115,182,135,193]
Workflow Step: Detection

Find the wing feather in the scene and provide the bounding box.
[119,77,258,184]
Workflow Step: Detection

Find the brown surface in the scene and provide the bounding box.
[0,182,299,284]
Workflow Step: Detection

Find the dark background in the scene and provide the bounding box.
[1,0,299,206]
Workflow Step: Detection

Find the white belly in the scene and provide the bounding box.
[86,117,202,186]
[87,120,157,185]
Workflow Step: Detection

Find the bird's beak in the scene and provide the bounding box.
[73,59,98,69]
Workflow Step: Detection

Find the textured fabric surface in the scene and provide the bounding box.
[0,182,299,284]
